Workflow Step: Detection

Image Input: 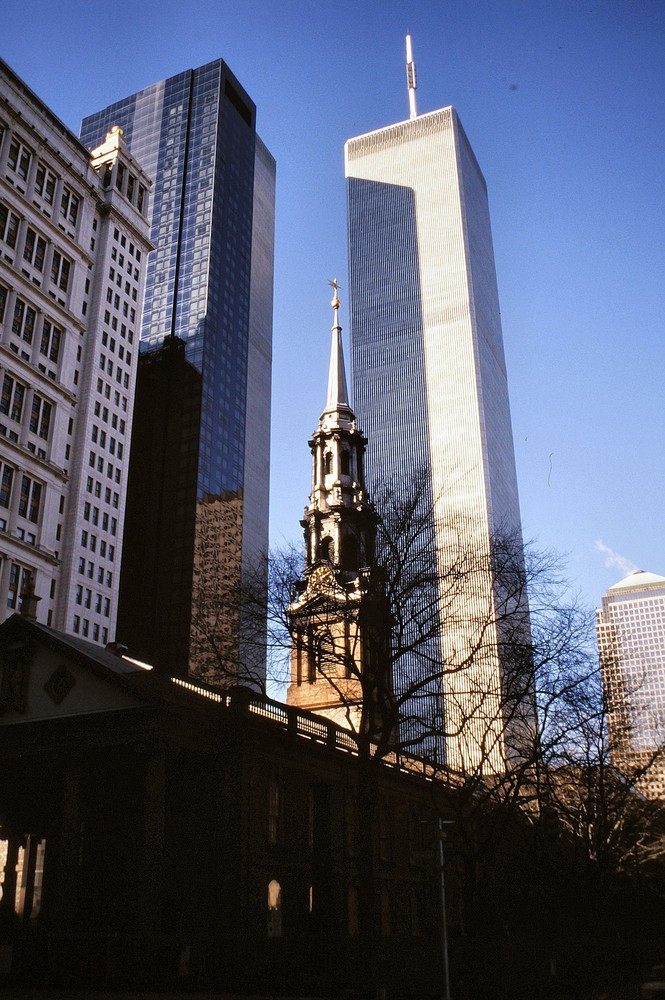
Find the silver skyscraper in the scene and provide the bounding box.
[345,65,528,769]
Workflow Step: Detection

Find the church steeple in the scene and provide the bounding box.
[324,278,351,417]
[305,282,373,573]
[286,283,393,739]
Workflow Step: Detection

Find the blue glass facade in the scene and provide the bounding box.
[81,61,275,682]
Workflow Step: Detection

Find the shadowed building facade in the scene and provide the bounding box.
[80,60,275,684]
[345,99,528,769]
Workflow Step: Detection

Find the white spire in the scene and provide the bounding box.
[406,34,418,119]
[325,278,351,413]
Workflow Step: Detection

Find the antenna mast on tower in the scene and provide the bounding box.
[406,34,418,119]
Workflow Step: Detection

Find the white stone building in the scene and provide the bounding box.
[597,569,665,797]
[0,59,151,644]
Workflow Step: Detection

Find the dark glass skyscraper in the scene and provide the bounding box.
[81,60,275,684]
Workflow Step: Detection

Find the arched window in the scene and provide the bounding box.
[381,887,391,937]
[267,778,281,845]
[347,884,359,937]
[340,450,350,476]
[410,888,422,937]
[307,787,315,851]
[324,451,333,475]
[379,800,391,861]
[345,793,358,856]
[267,879,282,938]
[317,632,336,675]
[319,536,333,562]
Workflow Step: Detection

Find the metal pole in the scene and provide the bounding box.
[438,817,452,1000]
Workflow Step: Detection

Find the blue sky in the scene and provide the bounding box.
[3,0,664,611]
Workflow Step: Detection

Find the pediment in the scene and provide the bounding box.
[0,620,148,725]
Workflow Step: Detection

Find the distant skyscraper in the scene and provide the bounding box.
[597,569,665,798]
[0,59,151,644]
[345,44,528,768]
[81,60,275,684]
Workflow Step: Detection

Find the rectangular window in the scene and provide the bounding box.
[50,250,71,292]
[7,563,30,609]
[23,227,46,271]
[18,475,41,523]
[60,186,79,226]
[0,203,20,248]
[0,375,26,423]
[40,320,62,363]
[12,298,36,344]
[29,394,52,440]
[0,283,7,323]
[34,162,57,204]
[0,463,14,508]
[8,137,32,180]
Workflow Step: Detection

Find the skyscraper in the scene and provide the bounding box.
[0,59,151,644]
[80,60,275,684]
[345,47,527,768]
[597,569,665,798]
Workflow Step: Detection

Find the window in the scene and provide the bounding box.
[7,562,31,609]
[0,463,13,508]
[345,794,358,856]
[60,186,79,226]
[34,162,56,204]
[29,395,52,440]
[12,298,37,344]
[0,283,7,323]
[40,320,62,363]
[267,880,282,938]
[380,888,391,937]
[347,886,359,937]
[50,250,71,292]
[8,137,32,180]
[308,787,315,851]
[18,476,41,523]
[23,227,46,271]
[0,375,26,423]
[378,801,391,862]
[0,203,20,248]
[267,778,281,845]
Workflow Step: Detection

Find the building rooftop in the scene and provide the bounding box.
[607,569,665,593]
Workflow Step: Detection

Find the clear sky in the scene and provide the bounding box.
[3,0,664,612]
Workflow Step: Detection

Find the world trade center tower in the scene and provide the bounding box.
[81,60,275,686]
[345,50,529,770]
